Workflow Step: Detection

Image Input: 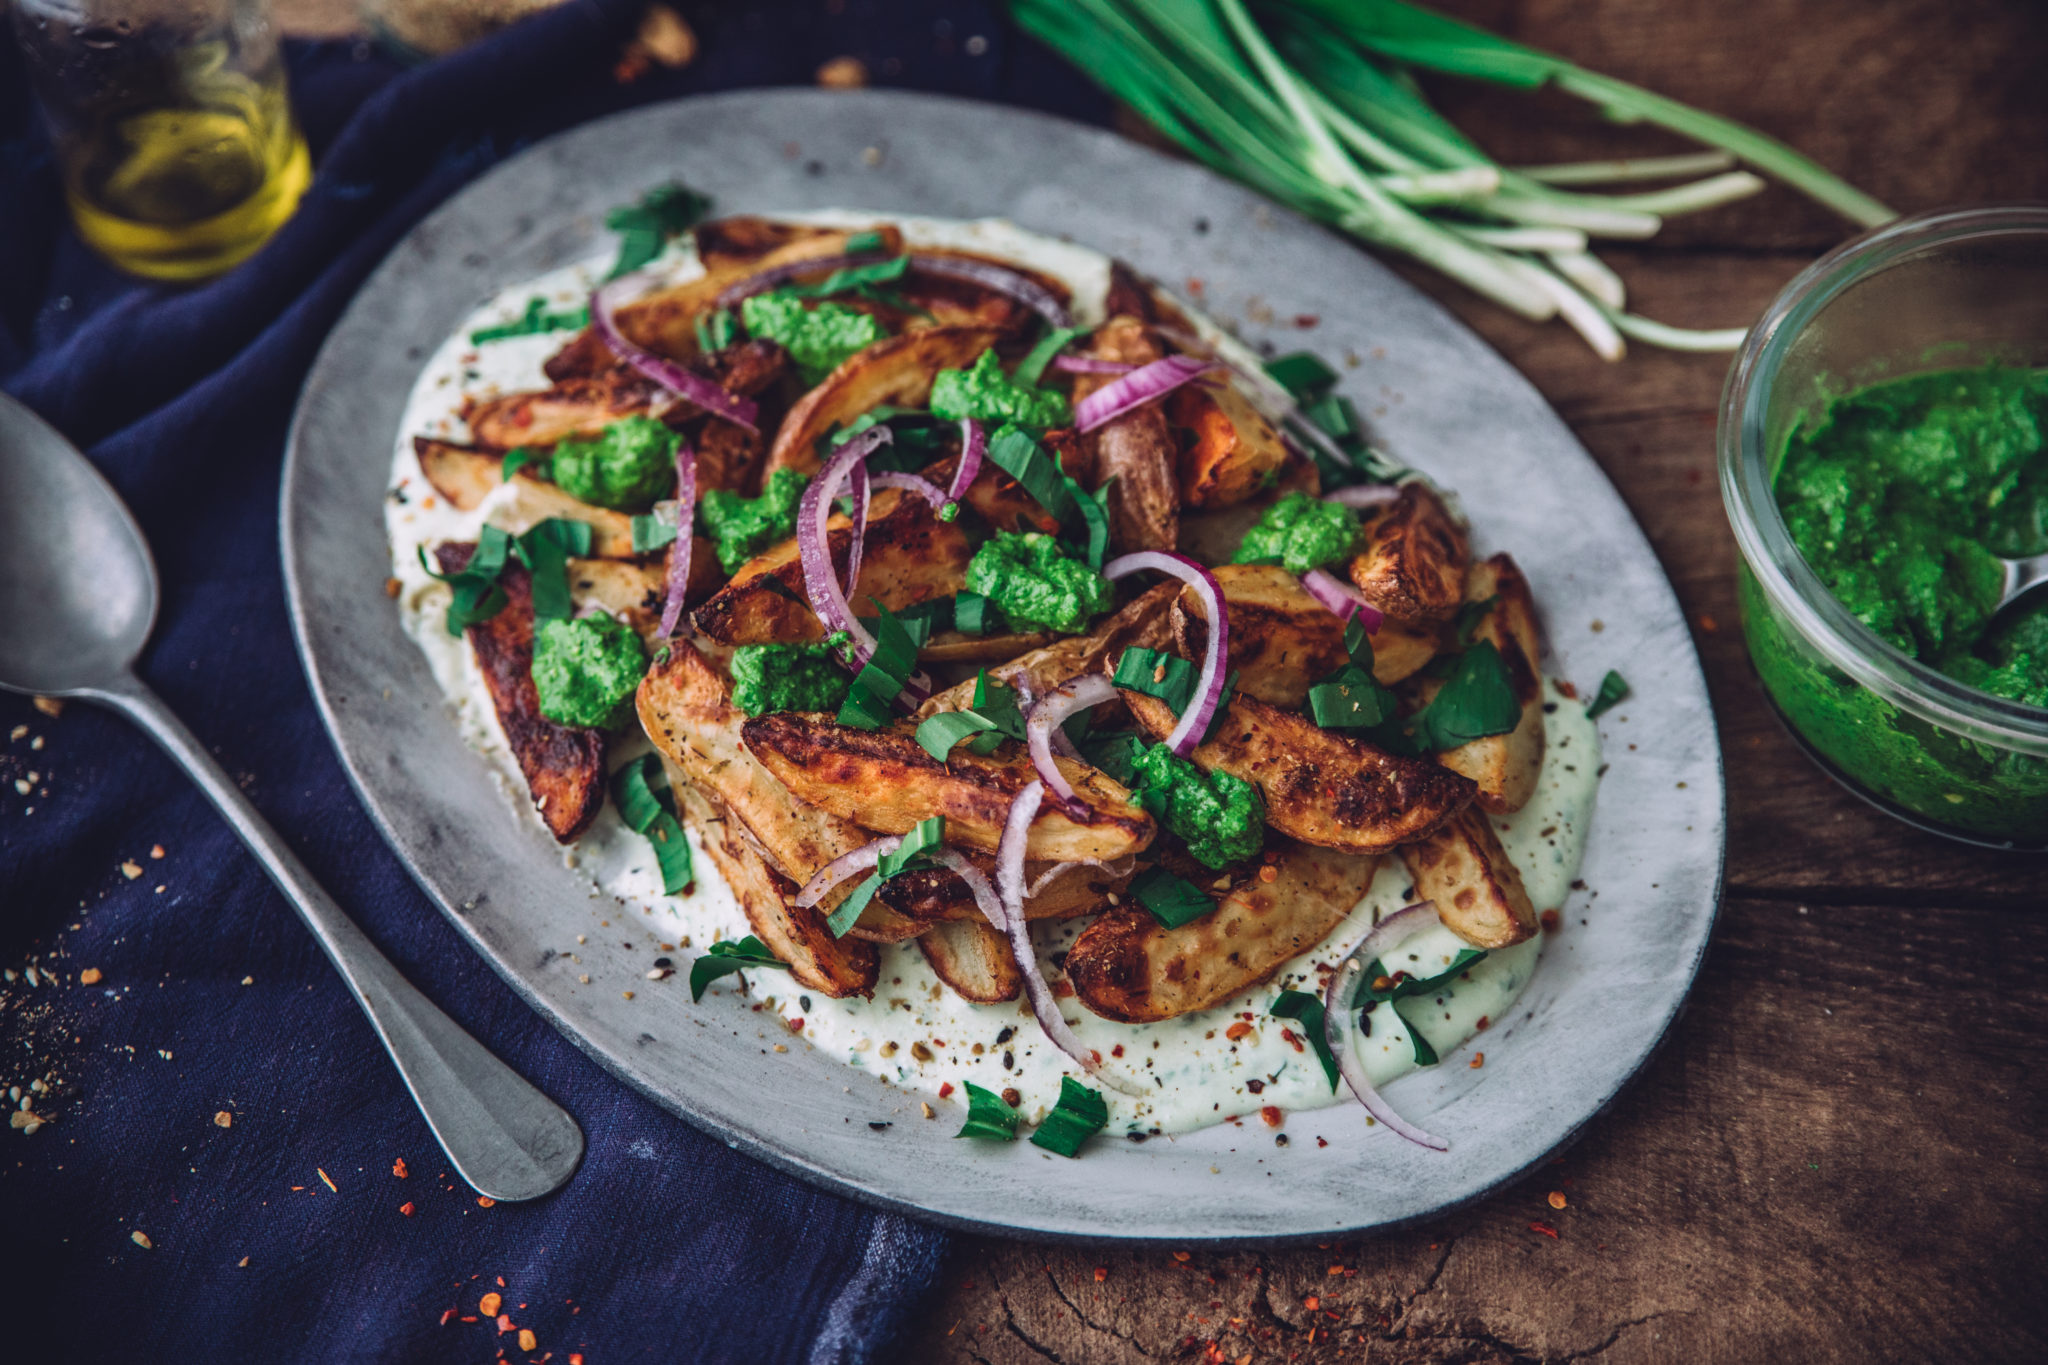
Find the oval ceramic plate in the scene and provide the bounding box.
[284,89,1724,1242]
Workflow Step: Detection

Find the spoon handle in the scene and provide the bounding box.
[86,672,584,1202]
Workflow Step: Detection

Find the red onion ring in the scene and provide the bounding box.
[1023,854,1135,900]
[1024,674,1120,818]
[590,275,759,433]
[841,460,871,603]
[990,785,1144,1095]
[1052,355,1136,375]
[946,418,985,509]
[1073,354,1217,434]
[868,470,948,511]
[1324,484,1403,510]
[797,426,893,663]
[657,436,698,637]
[1299,567,1385,635]
[792,835,902,909]
[1103,551,1229,757]
[712,249,892,311]
[1322,901,1450,1151]
[906,253,1073,329]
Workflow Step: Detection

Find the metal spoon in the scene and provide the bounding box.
[0,393,583,1202]
[1995,551,2048,617]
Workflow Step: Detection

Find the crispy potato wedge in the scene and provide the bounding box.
[1170,564,1438,707]
[1425,554,1546,813]
[1398,805,1537,949]
[1348,482,1469,625]
[1123,688,1474,854]
[1168,381,1290,510]
[880,857,1127,925]
[1074,316,1178,553]
[917,918,1023,1004]
[696,415,767,497]
[690,488,971,646]
[740,714,1156,863]
[916,581,1178,718]
[469,339,788,452]
[1066,842,1381,1023]
[565,558,667,645]
[664,764,879,997]
[636,641,957,939]
[764,325,1002,479]
[918,629,1057,665]
[434,545,603,842]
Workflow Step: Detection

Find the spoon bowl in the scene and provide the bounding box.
[0,391,583,1202]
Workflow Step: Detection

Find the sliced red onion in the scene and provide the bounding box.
[1103,552,1229,757]
[591,275,759,433]
[869,470,948,511]
[946,418,985,508]
[1322,901,1450,1151]
[842,460,871,603]
[1299,567,1385,635]
[712,249,891,311]
[991,783,1145,1096]
[797,426,893,664]
[657,437,698,637]
[1025,674,1120,818]
[793,835,902,909]
[1052,355,1136,375]
[1024,854,1135,900]
[927,847,1008,931]
[906,253,1072,329]
[1073,354,1217,434]
[1324,484,1404,510]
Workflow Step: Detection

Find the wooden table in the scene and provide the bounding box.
[899,3,2048,1361]
[273,3,2047,1357]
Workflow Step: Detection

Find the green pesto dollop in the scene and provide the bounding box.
[963,531,1112,633]
[1128,743,1265,869]
[1231,489,1361,575]
[929,348,1070,429]
[1773,366,2048,707]
[740,294,884,385]
[698,468,810,573]
[729,642,852,717]
[549,415,678,512]
[531,615,647,730]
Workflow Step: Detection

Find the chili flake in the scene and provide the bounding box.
[1469,1052,1484,1068]
[480,1292,502,1317]
[1094,1267,1108,1282]
[80,968,102,985]
[393,1157,409,1178]
[214,1110,233,1127]
[1258,1106,1283,1128]
[400,1201,416,1216]
[317,1168,338,1193]
[1547,1190,1567,1209]
[1529,1221,1559,1239]
[477,1196,496,1207]
[519,1329,538,1351]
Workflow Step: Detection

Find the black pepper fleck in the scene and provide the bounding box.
[1002,1050,1014,1070]
[868,1121,891,1131]
[995,1026,1014,1045]
[652,957,672,969]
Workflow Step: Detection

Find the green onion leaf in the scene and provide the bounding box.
[1413,640,1520,750]
[1307,664,1398,730]
[915,709,998,763]
[1130,867,1215,929]
[827,871,884,938]
[1363,947,1488,1003]
[512,518,595,621]
[957,1081,1022,1141]
[1269,990,1339,1091]
[987,425,1077,521]
[836,602,922,731]
[1012,325,1088,389]
[1030,1076,1110,1157]
[501,447,550,483]
[952,591,997,637]
[844,229,887,256]
[612,753,694,895]
[1076,730,1147,786]
[1265,350,1339,400]
[689,935,788,1002]
[417,525,514,635]
[694,306,738,354]
[606,183,713,280]
[1586,669,1629,719]
[469,297,590,345]
[1113,645,1201,713]
[777,253,911,301]
[630,513,679,554]
[878,816,945,879]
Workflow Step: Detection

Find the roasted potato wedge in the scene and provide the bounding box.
[414,438,635,558]
[1066,842,1381,1023]
[690,488,970,646]
[916,581,1178,718]
[764,325,1002,479]
[880,857,1127,925]
[1348,482,1469,625]
[917,918,1022,1004]
[1122,687,1474,854]
[1074,316,1178,553]
[918,629,1057,665]
[1398,805,1537,949]
[434,544,603,842]
[1425,554,1546,813]
[565,558,667,645]
[1170,564,1438,706]
[664,764,879,997]
[469,340,788,452]
[1168,381,1290,510]
[740,714,1156,863]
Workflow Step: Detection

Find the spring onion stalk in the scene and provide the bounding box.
[1013,0,1891,358]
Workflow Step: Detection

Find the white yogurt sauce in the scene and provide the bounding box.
[384,215,1602,1136]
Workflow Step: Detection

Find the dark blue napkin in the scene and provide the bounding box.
[0,4,1108,1360]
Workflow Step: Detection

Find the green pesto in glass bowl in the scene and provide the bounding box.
[1720,207,2048,849]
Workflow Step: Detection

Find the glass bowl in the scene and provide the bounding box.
[1719,205,2048,850]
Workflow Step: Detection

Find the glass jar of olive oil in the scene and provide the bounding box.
[11,0,310,281]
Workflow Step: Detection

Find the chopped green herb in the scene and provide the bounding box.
[829,816,947,937]
[1269,990,1339,1091]
[964,531,1112,633]
[1068,475,1113,570]
[956,1081,1022,1141]
[605,182,712,280]
[1011,325,1088,389]
[698,468,809,572]
[1586,669,1629,719]
[951,591,1000,636]
[777,252,911,301]
[914,709,997,762]
[418,525,512,635]
[836,603,922,731]
[931,348,1072,428]
[1030,1076,1110,1157]
[730,642,852,717]
[1265,350,1339,400]
[512,518,595,621]
[500,446,550,483]
[612,753,694,894]
[740,294,885,384]
[1111,648,1238,743]
[1076,729,1147,786]
[844,229,886,256]
[550,415,679,512]
[985,424,1078,522]
[630,512,679,554]
[1128,742,1265,869]
[469,297,590,345]
[966,670,1028,755]
[1451,595,1499,648]
[1364,946,1488,1068]
[1231,489,1361,574]
[1414,641,1520,751]
[1307,663,1400,731]
[1130,867,1215,929]
[693,306,737,354]
[823,407,953,470]
[689,935,788,1002]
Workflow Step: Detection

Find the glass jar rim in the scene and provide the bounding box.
[1718,203,2048,756]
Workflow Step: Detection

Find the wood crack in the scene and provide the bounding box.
[1040,1264,1158,1358]
[988,1261,1073,1365]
